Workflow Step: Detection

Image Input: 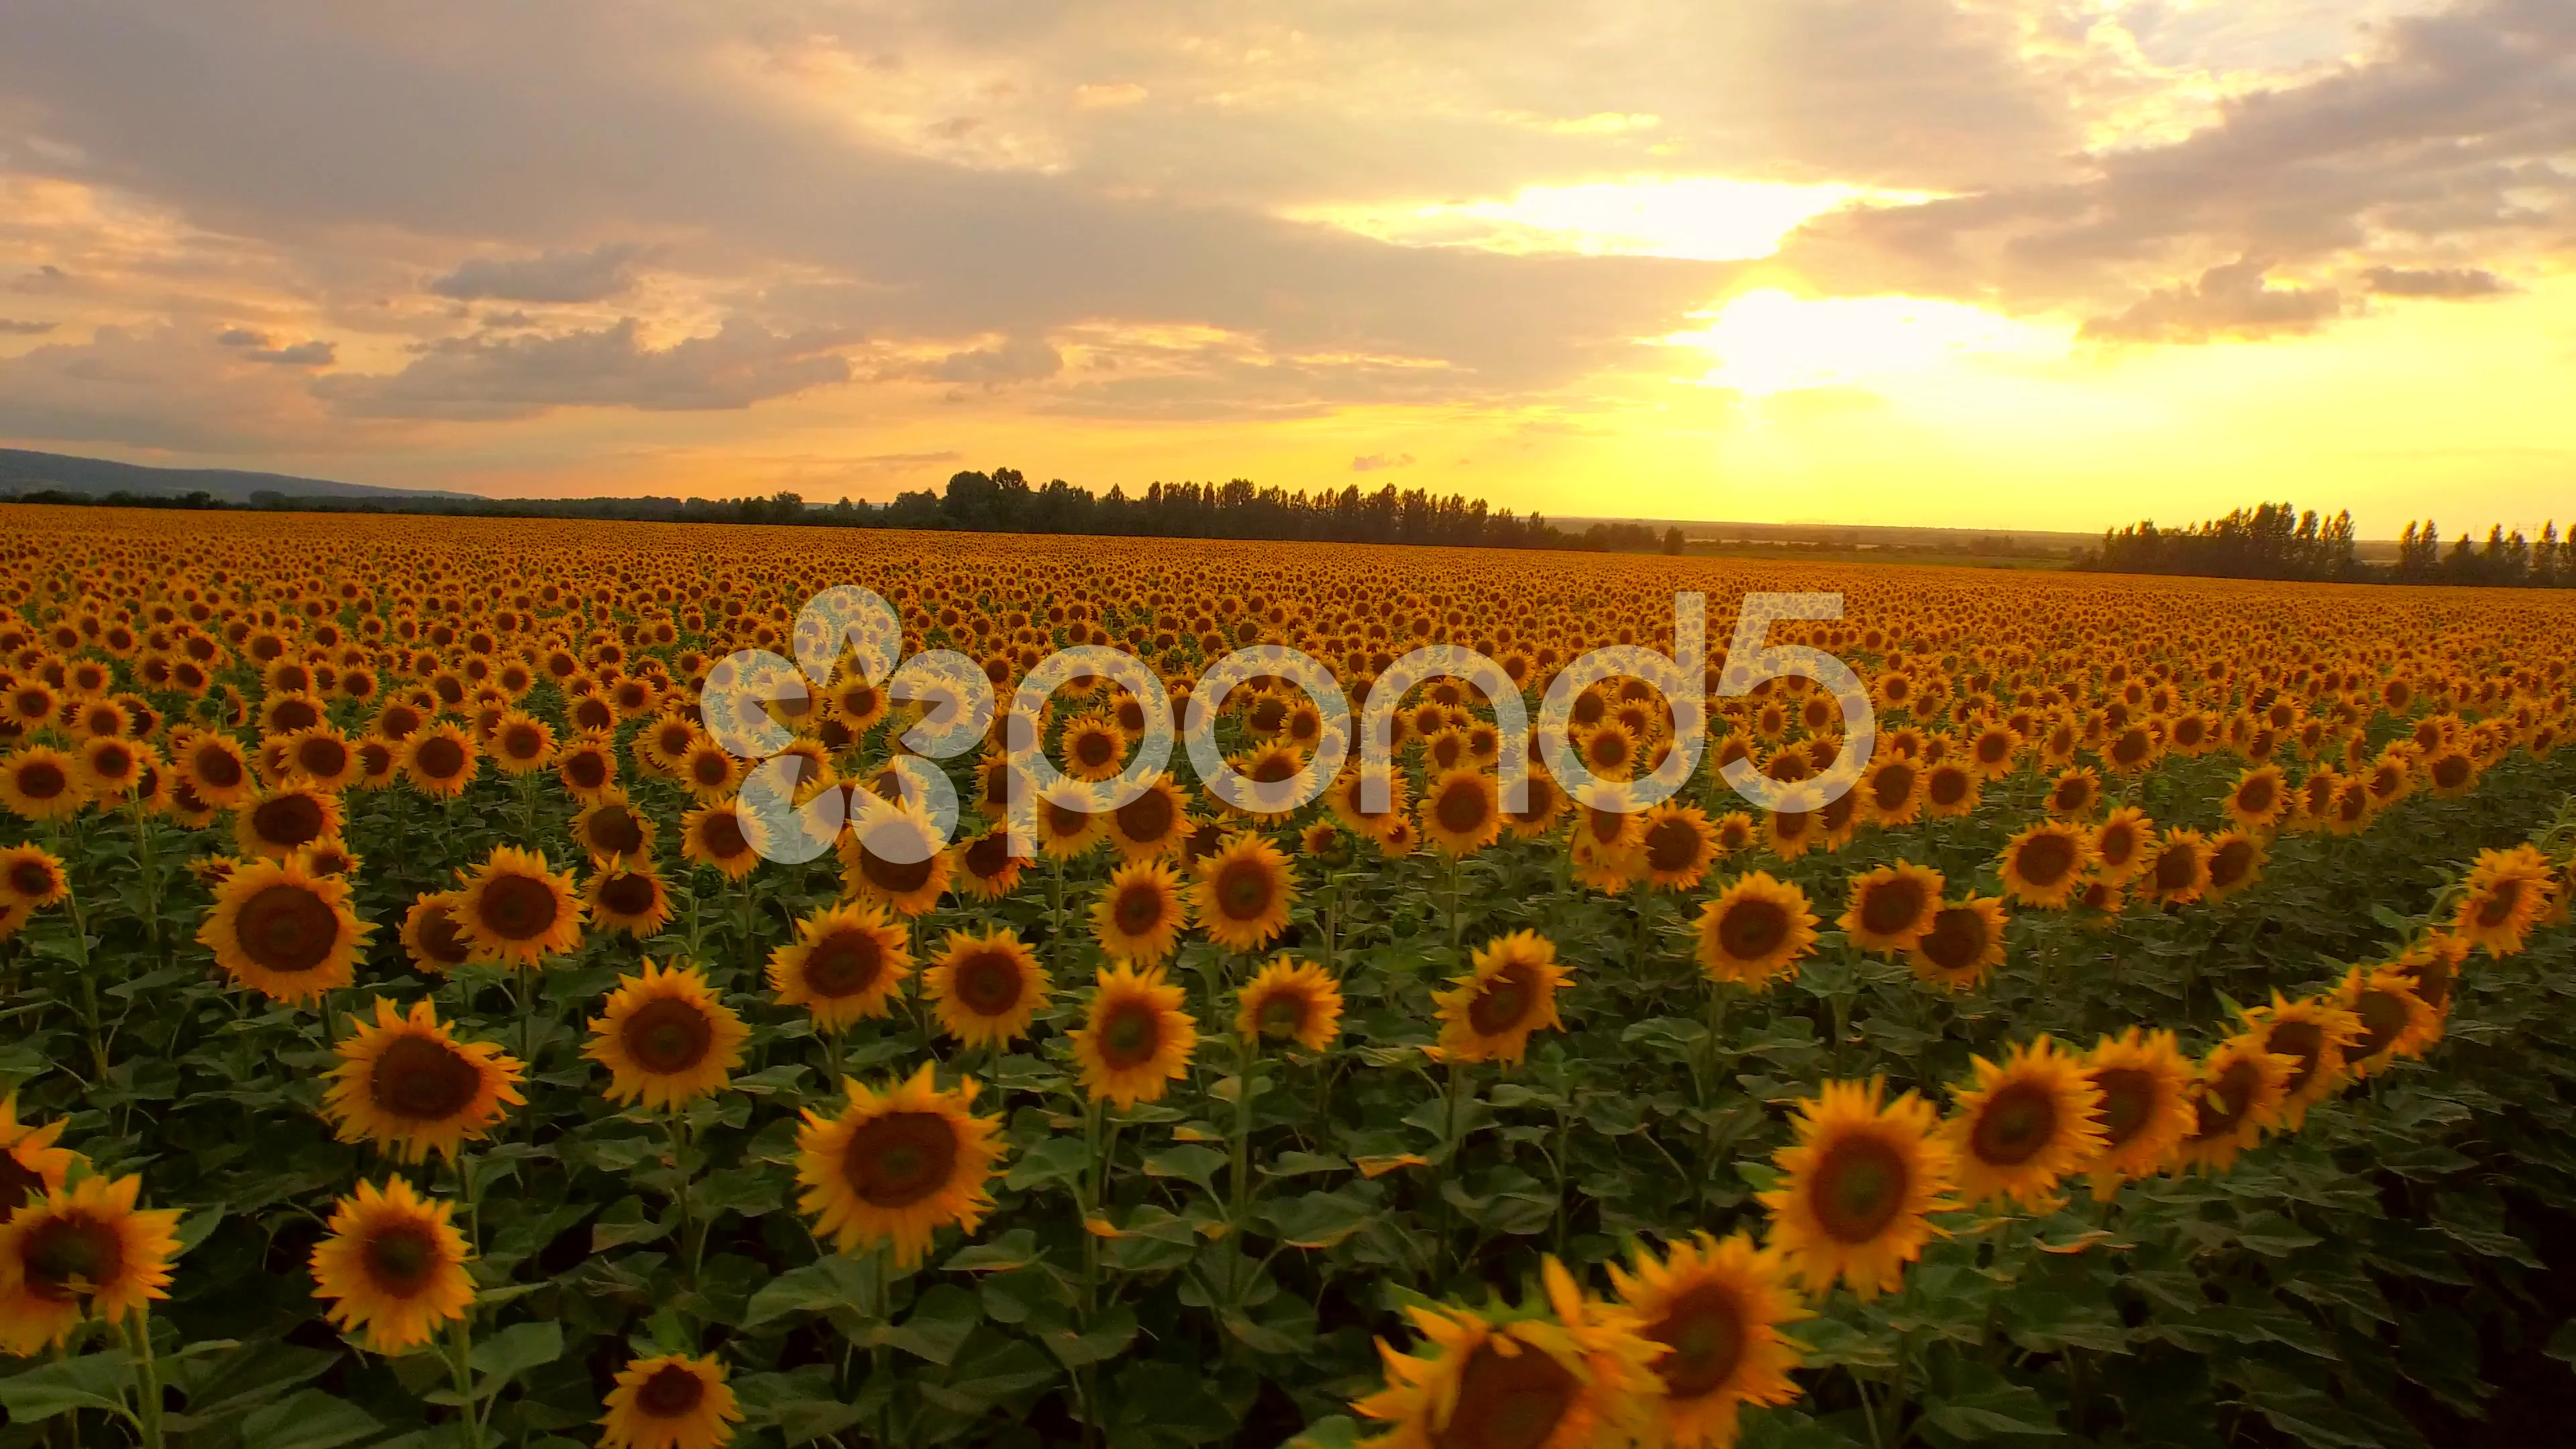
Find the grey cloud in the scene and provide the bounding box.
[429,244,641,303]
[217,328,337,364]
[1350,451,1415,472]
[0,323,339,451]
[314,317,851,420]
[2080,258,2341,343]
[11,265,68,293]
[0,318,54,335]
[216,327,266,345]
[2364,265,2510,297]
[927,335,1063,384]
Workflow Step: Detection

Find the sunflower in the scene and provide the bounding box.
[1635,803,1720,891]
[1857,757,1922,827]
[232,780,344,861]
[2239,992,2361,1128]
[1756,1077,1955,1301]
[1354,1258,1664,1449]
[680,802,765,881]
[1905,897,2009,993]
[923,926,1051,1050]
[1326,764,1411,844]
[555,733,621,804]
[2222,764,2290,832]
[0,745,86,821]
[2138,829,2209,906]
[2334,967,2440,1077]
[1104,776,1193,861]
[1839,862,1943,955]
[2078,1028,2196,1195]
[1763,803,1817,861]
[400,722,480,798]
[0,845,69,909]
[2453,845,2553,955]
[769,902,914,1030]
[453,846,586,966]
[323,998,525,1161]
[585,960,749,1110]
[400,892,476,973]
[950,826,1032,901]
[795,1065,1006,1269]
[2174,1034,2294,1173]
[0,1175,182,1354]
[1944,1038,2105,1208]
[678,741,744,803]
[1605,1232,1809,1449]
[199,854,370,1003]
[586,859,676,938]
[308,1177,476,1354]
[2387,933,2468,1022]
[599,1353,743,1449]
[1921,761,1981,818]
[1997,821,2091,910]
[1191,831,1297,953]
[0,1096,75,1210]
[76,735,146,799]
[2200,829,2265,902]
[1071,964,1198,1109]
[1059,711,1128,782]
[1503,769,1570,839]
[838,800,955,916]
[2088,806,2152,884]
[176,731,257,807]
[1234,957,1344,1052]
[1091,859,1191,965]
[1420,767,1503,859]
[2421,746,2478,798]
[488,710,556,775]
[1694,873,1819,991]
[1434,930,1570,1066]
[2043,765,2099,818]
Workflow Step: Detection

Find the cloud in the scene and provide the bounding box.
[215,328,337,364]
[2080,258,2341,343]
[1350,451,1415,472]
[926,335,1064,385]
[315,317,851,420]
[0,323,341,451]
[0,319,54,335]
[2364,265,2510,297]
[428,244,641,303]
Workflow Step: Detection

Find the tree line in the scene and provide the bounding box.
[4,470,1690,555]
[2080,501,2576,586]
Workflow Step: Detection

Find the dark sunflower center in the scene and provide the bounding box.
[297,739,347,777]
[1977,735,2010,765]
[1216,859,1274,922]
[1648,1284,1748,1401]
[698,812,751,860]
[8,860,55,898]
[2476,880,2522,927]
[1970,1081,2058,1167]
[1437,1339,1576,1449]
[477,875,560,941]
[599,872,659,918]
[370,1034,484,1120]
[195,746,246,788]
[22,1212,124,1301]
[622,998,715,1075]
[1870,765,1916,811]
[635,1363,709,1419]
[1114,885,1166,936]
[861,846,935,895]
[1929,769,1969,806]
[237,883,340,973]
[1917,907,1990,975]
[804,931,883,998]
[2266,1021,2325,1095]
[417,904,472,964]
[954,953,1025,1016]
[362,1223,441,1297]
[416,736,466,779]
[1098,1000,1162,1069]
[1252,753,1298,785]
[253,794,327,848]
[2016,833,2076,887]
[2153,846,2196,892]
[2189,1060,2260,1140]
[272,699,320,732]
[692,753,732,788]
[2092,1067,2153,1148]
[15,759,66,800]
[2353,992,2409,1057]
[1644,817,1700,872]
[1073,731,1116,768]
[841,1111,959,1209]
[2097,827,2135,868]
[2430,755,2469,788]
[1858,878,1929,937]
[1115,790,1174,843]
[1248,698,1288,733]
[1436,780,1489,835]
[1466,961,1539,1036]
[2052,779,2089,810]
[1811,1135,1909,1244]
[2238,778,2276,813]
[1258,996,1307,1040]
[1716,898,1789,961]
[565,753,608,790]
[587,806,646,856]
[2208,840,2255,889]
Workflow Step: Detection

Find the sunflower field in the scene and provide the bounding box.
[4,502,2576,1449]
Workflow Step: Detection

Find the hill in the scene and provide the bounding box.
[0,448,474,503]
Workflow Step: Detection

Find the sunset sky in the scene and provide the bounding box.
[1,0,2569,535]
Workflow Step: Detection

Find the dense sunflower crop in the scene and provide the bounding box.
[5,502,2576,1449]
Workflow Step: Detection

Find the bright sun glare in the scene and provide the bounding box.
[1658,289,2071,396]
[1289,176,1935,263]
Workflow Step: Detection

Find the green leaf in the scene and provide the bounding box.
[1040,1301,1138,1368]
[919,1336,1059,1414]
[944,1228,1043,1274]
[1141,1144,1229,1198]
[2545,1318,2576,1366]
[732,1063,810,1095]
[1261,1150,1350,1177]
[467,1320,564,1383]
[743,1256,875,1327]
[173,1203,227,1257]
[1264,1189,1375,1250]
[0,1348,134,1422]
[590,1195,674,1251]
[1283,1416,1364,1449]
[1004,1136,1091,1192]
[888,1283,983,1366]
[240,1389,382,1449]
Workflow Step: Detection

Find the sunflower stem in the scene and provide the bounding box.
[444,1315,488,1449]
[125,1310,164,1449]
[1230,1034,1258,1228]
